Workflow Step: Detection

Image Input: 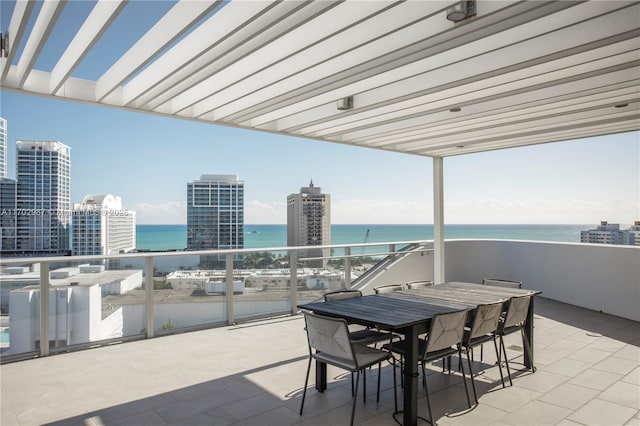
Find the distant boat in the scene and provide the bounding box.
[248,230,259,234]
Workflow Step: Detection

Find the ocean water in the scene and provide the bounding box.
[136,224,587,252]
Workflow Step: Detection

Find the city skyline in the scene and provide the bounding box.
[1,93,638,226]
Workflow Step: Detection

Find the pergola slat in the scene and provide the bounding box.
[1,0,637,157]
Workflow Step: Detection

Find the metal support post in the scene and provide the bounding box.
[433,156,445,284]
[39,262,50,357]
[289,250,298,315]
[145,257,154,338]
[226,253,234,324]
[344,247,351,288]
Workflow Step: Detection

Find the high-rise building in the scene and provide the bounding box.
[3,141,72,257]
[187,175,244,267]
[72,194,136,257]
[0,178,18,252]
[287,180,331,268]
[0,117,7,178]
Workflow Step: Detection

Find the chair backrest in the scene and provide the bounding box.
[374,284,404,294]
[425,309,469,353]
[468,301,504,341]
[323,289,362,301]
[406,280,434,289]
[482,278,522,289]
[502,295,532,329]
[303,312,355,368]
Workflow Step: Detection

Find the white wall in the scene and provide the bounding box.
[358,250,434,294]
[356,240,639,321]
[443,240,640,321]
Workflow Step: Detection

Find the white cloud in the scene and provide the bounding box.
[445,198,639,224]
[133,201,186,224]
[332,199,432,224]
[245,200,287,224]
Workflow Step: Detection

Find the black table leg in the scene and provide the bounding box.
[403,325,419,426]
[524,296,535,370]
[315,360,327,392]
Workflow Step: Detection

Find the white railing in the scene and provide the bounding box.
[2,239,637,362]
[0,240,432,361]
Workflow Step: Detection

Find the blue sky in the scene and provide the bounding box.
[1,1,638,225]
[2,90,638,225]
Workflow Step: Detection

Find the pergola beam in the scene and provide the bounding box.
[50,0,127,95]
[0,0,35,81]
[15,0,65,89]
[95,0,221,102]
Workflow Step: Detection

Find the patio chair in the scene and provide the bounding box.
[300,312,396,426]
[323,289,393,397]
[460,301,506,403]
[497,294,534,385]
[406,280,434,289]
[482,278,522,288]
[323,289,363,301]
[479,278,521,361]
[323,290,390,345]
[373,284,405,294]
[384,309,471,425]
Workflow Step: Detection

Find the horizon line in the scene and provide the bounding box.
[134,223,615,226]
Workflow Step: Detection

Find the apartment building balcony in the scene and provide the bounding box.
[1,239,638,425]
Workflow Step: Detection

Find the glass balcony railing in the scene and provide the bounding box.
[0,240,431,362]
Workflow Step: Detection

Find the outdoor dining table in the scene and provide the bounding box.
[298,281,540,426]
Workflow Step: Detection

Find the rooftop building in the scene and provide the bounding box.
[72,194,137,259]
[580,221,640,245]
[166,267,342,292]
[2,265,142,355]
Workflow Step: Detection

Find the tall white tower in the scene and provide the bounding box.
[11,141,71,256]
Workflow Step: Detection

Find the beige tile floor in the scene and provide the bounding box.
[1,297,638,426]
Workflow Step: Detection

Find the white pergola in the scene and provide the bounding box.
[1,0,639,282]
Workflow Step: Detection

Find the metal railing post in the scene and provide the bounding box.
[145,257,154,339]
[39,261,50,357]
[289,250,298,315]
[344,247,351,288]
[226,253,234,324]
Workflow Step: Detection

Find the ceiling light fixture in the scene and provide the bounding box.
[446,0,476,22]
[614,103,629,108]
[450,107,461,112]
[337,96,354,110]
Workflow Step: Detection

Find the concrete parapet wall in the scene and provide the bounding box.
[444,240,640,322]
